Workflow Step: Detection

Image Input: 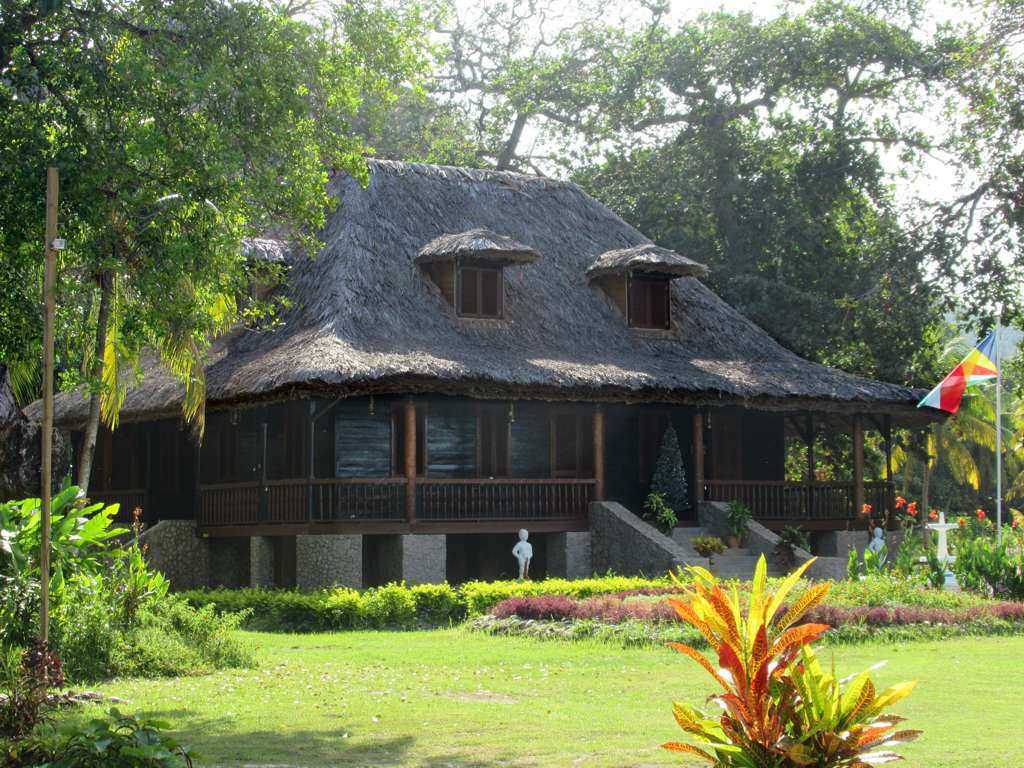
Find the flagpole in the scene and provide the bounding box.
[995,320,1003,544]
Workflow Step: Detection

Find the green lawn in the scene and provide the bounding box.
[76,630,1024,767]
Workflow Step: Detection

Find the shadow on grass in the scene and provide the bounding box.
[128,709,514,767]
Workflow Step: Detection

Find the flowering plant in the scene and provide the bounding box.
[663,557,920,766]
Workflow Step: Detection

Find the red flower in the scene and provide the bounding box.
[906,501,918,516]
[861,503,873,516]
[958,517,967,527]
[928,510,938,521]
[895,496,907,510]
[976,508,987,521]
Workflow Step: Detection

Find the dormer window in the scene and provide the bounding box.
[586,243,708,331]
[458,264,503,318]
[628,274,670,329]
[241,237,289,300]
[417,228,539,319]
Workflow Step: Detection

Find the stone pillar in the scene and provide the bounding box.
[250,536,275,588]
[296,534,362,590]
[401,534,446,584]
[138,519,211,589]
[548,531,592,579]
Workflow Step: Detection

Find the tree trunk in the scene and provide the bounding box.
[496,112,528,170]
[76,271,113,495]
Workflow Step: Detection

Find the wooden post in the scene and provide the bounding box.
[883,415,894,524]
[805,413,815,482]
[308,399,317,522]
[691,410,704,503]
[805,413,815,518]
[143,427,153,524]
[259,421,268,521]
[404,399,417,524]
[40,166,58,645]
[193,433,202,523]
[852,414,865,525]
[592,406,605,501]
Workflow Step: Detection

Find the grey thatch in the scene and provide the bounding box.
[417,227,540,265]
[41,160,937,427]
[586,244,708,280]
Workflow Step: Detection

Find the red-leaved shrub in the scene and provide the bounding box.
[491,594,1024,628]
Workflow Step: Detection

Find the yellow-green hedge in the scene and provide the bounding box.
[181,574,673,632]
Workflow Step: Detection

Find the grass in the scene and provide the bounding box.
[69,629,1024,767]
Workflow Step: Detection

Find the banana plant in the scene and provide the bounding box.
[0,485,127,593]
[663,556,919,767]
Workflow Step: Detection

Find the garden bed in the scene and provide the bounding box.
[468,578,1024,647]
[180,574,674,632]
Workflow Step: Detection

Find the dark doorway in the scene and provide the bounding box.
[272,536,297,588]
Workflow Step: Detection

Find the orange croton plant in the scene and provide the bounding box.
[664,556,920,767]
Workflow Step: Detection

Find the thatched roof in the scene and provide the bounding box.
[417,228,540,265]
[586,244,708,280]
[41,160,937,427]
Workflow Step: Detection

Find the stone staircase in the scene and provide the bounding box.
[671,527,783,578]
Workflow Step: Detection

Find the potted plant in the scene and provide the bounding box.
[725,500,752,548]
[643,491,678,535]
[691,534,726,562]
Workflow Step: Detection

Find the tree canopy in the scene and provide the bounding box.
[0,0,430,485]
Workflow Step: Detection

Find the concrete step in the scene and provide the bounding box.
[710,553,760,578]
[710,550,787,578]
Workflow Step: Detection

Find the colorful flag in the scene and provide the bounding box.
[918,332,999,413]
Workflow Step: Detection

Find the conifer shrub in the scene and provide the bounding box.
[649,424,688,516]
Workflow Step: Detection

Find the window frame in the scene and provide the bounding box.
[456,263,505,319]
[626,272,671,330]
[548,409,594,479]
[476,405,511,478]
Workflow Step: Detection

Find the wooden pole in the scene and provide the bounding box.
[308,399,317,521]
[805,413,815,518]
[404,399,417,524]
[852,414,865,527]
[691,410,704,504]
[805,413,815,482]
[592,406,605,501]
[40,166,58,645]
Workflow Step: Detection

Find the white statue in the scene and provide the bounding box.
[512,528,533,580]
[926,511,960,591]
[867,526,887,563]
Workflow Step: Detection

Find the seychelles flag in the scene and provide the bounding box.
[918,332,999,414]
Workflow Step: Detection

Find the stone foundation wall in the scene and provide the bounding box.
[401,534,446,585]
[547,532,592,579]
[590,501,707,577]
[138,520,210,589]
[209,537,250,588]
[250,536,275,588]
[296,534,362,589]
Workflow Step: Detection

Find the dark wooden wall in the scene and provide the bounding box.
[98,396,786,526]
[604,405,696,516]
